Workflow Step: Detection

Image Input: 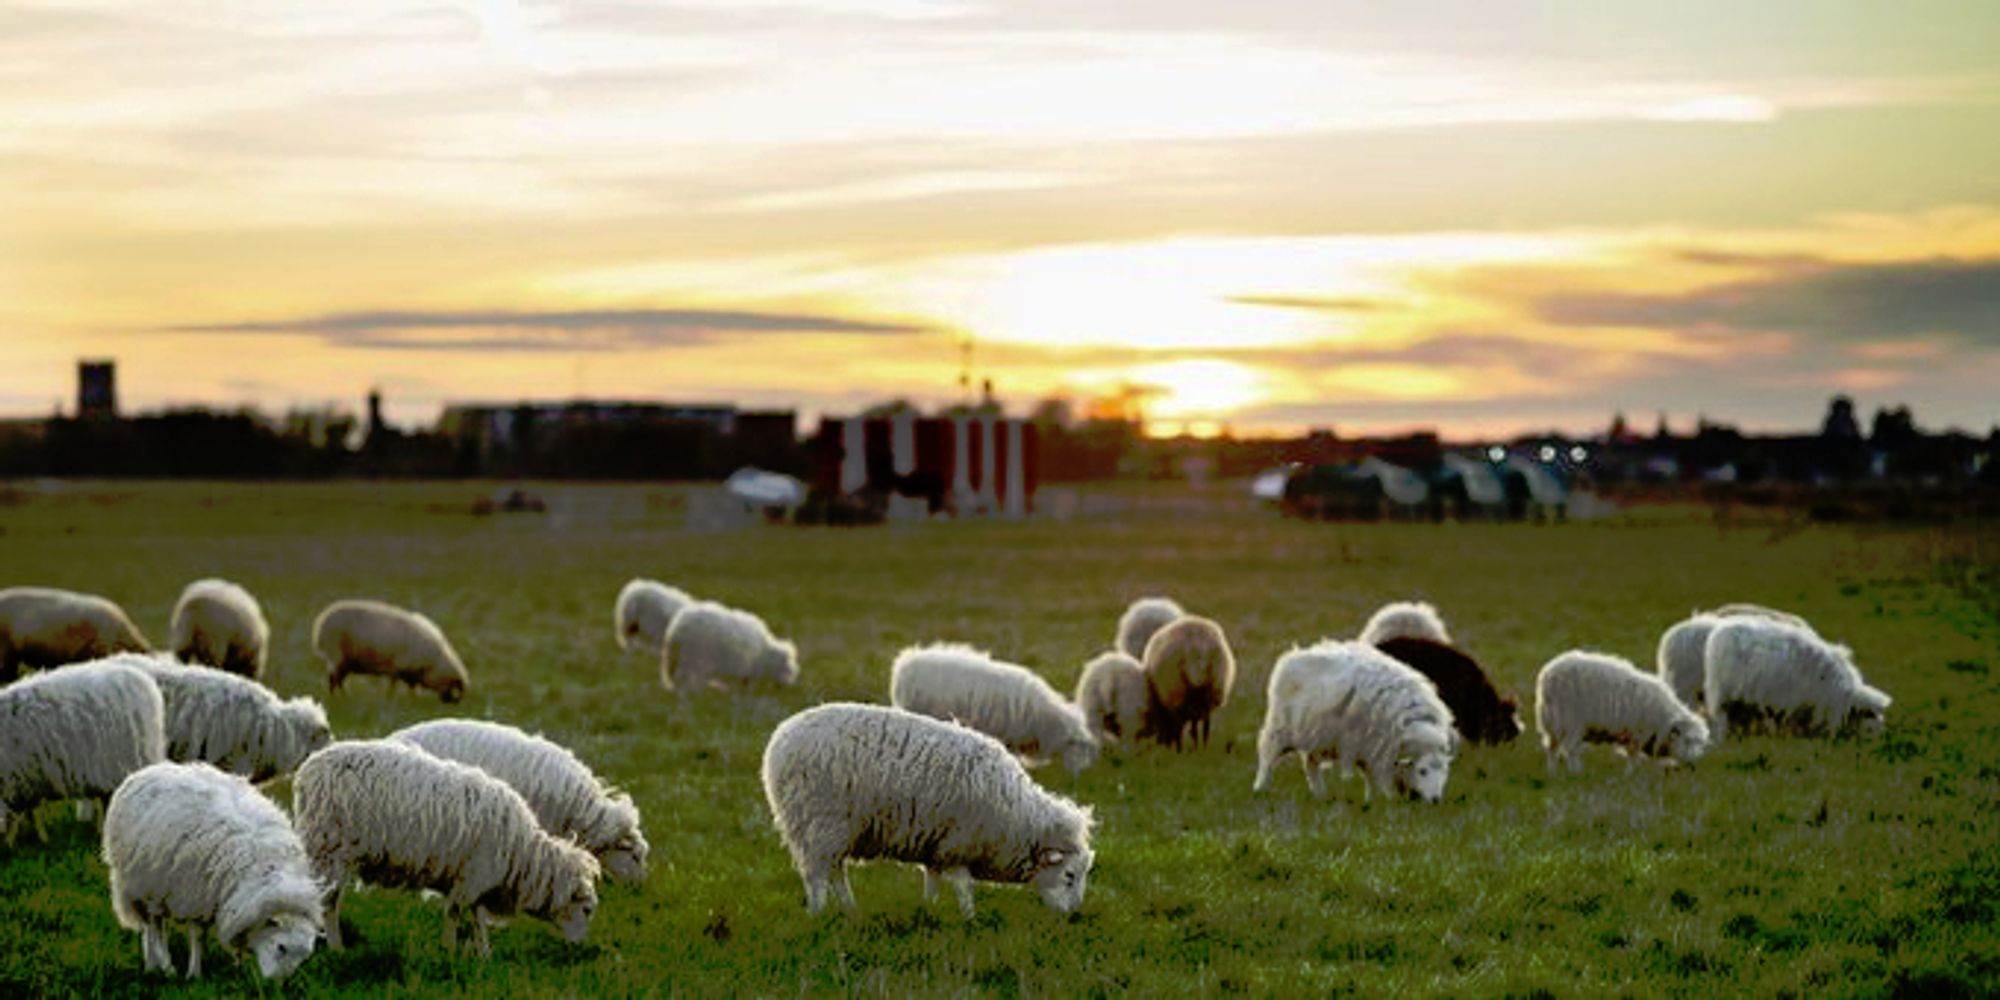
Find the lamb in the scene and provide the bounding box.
[1376,636,1522,745]
[890,643,1098,774]
[660,600,798,694]
[102,761,322,979]
[1535,650,1710,775]
[1073,651,1148,748]
[311,599,468,703]
[1655,603,1817,711]
[390,718,650,884]
[1703,617,1890,739]
[760,702,1094,918]
[169,578,269,679]
[1139,615,1236,750]
[1253,641,1456,802]
[1358,599,1451,647]
[124,656,332,782]
[0,586,152,682]
[1,657,165,844]
[1115,596,1184,661]
[292,739,600,956]
[614,578,694,655]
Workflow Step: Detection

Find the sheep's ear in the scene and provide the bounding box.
[1038,848,1066,868]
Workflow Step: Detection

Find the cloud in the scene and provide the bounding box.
[1537,256,2000,343]
[165,307,929,352]
[1227,294,1393,313]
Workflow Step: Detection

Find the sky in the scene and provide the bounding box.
[5,0,1999,438]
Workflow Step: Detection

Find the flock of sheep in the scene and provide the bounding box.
[0,575,1893,981]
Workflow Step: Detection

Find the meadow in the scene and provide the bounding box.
[1,480,1996,998]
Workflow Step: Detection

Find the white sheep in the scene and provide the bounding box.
[1073,651,1148,748]
[1655,603,1816,710]
[1536,649,1710,775]
[124,656,331,782]
[761,702,1094,918]
[890,643,1099,774]
[1252,641,1456,802]
[660,600,798,694]
[311,599,468,703]
[293,739,600,956]
[169,578,269,679]
[391,718,650,884]
[0,657,165,844]
[1358,599,1451,647]
[1115,596,1184,661]
[102,761,322,979]
[1140,615,1236,750]
[614,578,694,655]
[0,586,152,682]
[1704,617,1890,739]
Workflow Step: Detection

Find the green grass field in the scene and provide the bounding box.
[2,481,1996,998]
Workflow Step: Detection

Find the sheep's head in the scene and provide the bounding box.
[758,640,800,686]
[1059,735,1099,776]
[246,913,319,979]
[284,698,334,760]
[1030,844,1094,914]
[1395,744,1453,803]
[433,676,467,704]
[1484,696,1526,744]
[1665,715,1711,764]
[1846,687,1891,736]
[601,796,650,884]
[544,855,600,943]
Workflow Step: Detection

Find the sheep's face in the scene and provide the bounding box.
[1484,698,1525,744]
[1032,845,1094,914]
[435,678,466,704]
[758,643,800,686]
[1666,717,1711,764]
[604,832,650,884]
[550,877,598,943]
[1845,695,1889,737]
[1397,751,1452,803]
[1060,737,1099,776]
[248,915,318,979]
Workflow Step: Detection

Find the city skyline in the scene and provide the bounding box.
[6,1,1999,437]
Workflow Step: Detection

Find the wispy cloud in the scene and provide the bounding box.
[166,307,929,352]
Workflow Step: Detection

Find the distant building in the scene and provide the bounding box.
[77,360,116,419]
[434,400,797,478]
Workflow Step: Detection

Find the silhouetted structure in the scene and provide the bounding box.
[77,361,116,420]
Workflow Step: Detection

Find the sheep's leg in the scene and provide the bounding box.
[1251,742,1280,792]
[801,859,833,915]
[141,923,171,974]
[32,808,50,844]
[1564,736,1584,774]
[922,866,941,903]
[322,871,347,951]
[1305,758,1328,799]
[183,925,202,979]
[442,905,460,952]
[943,866,975,919]
[833,863,858,912]
[467,909,492,958]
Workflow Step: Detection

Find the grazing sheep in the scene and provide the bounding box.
[391,718,649,884]
[1073,651,1148,748]
[1376,636,1522,745]
[1,658,165,844]
[890,643,1098,774]
[169,579,269,679]
[1253,641,1456,802]
[1535,650,1710,775]
[1704,618,1890,739]
[1655,604,1816,711]
[760,702,1094,918]
[124,656,331,783]
[660,600,798,694]
[1115,596,1184,661]
[0,586,152,682]
[293,739,600,956]
[102,762,322,979]
[311,599,468,704]
[614,578,694,655]
[1139,615,1236,750]
[1358,600,1451,647]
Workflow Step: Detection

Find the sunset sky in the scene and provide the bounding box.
[5,1,1999,437]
